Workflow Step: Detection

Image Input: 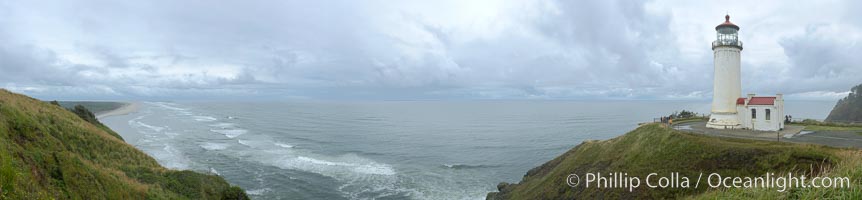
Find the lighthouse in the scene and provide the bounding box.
[707,15,743,129]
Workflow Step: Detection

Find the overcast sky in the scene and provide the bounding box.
[1,0,860,100]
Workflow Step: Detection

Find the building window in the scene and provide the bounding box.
[751,109,756,119]
[765,109,771,120]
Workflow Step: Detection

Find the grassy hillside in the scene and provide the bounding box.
[826,83,862,123]
[0,89,247,199]
[50,101,125,141]
[488,124,862,199]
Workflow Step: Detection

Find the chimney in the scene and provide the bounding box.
[745,93,755,105]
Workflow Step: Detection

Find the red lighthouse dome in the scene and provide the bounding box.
[716,15,740,30]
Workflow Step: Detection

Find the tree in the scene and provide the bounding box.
[825,83,862,123]
[71,105,103,126]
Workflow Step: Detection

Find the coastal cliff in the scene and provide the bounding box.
[826,83,862,123]
[0,89,247,199]
[488,124,861,199]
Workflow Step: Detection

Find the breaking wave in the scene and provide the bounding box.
[441,163,498,170]
[211,129,247,138]
[199,142,229,150]
[193,115,218,122]
[274,142,294,148]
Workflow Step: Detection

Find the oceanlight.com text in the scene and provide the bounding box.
[565,172,851,192]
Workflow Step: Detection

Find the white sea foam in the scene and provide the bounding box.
[149,102,188,111]
[150,145,189,169]
[193,115,218,122]
[211,129,247,138]
[200,142,229,150]
[442,163,494,169]
[164,132,179,138]
[274,142,294,148]
[246,188,270,196]
[122,102,413,199]
[133,121,165,132]
[209,122,236,129]
[131,115,146,121]
[280,155,396,176]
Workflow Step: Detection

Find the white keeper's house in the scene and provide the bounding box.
[706,15,785,131]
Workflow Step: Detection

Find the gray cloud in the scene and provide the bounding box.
[1,0,861,100]
[772,25,862,94]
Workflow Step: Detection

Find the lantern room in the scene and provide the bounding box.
[712,15,743,50]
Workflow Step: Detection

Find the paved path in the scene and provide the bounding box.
[674,121,862,149]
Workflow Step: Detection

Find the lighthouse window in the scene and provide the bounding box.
[716,27,739,46]
[765,109,771,120]
[751,109,756,119]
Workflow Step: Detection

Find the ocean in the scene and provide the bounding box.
[100,100,835,200]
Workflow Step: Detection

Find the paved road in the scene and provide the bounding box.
[674,121,862,149]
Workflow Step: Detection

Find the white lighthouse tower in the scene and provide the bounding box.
[707,15,743,129]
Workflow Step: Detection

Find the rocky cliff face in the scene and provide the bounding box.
[826,83,862,123]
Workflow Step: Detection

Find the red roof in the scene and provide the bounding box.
[736,98,746,105]
[716,15,740,30]
[748,97,776,105]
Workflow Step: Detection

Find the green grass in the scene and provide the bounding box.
[672,117,708,124]
[794,119,862,128]
[689,150,862,199]
[790,119,862,132]
[804,125,862,131]
[0,89,248,199]
[488,123,862,199]
[803,125,862,131]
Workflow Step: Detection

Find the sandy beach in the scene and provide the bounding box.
[96,102,141,119]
